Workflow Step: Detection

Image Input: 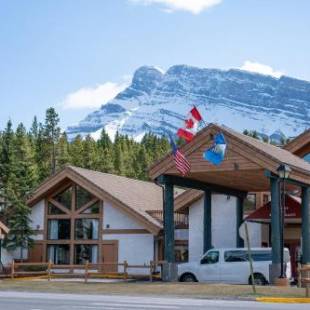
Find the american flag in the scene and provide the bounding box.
[169,135,191,176]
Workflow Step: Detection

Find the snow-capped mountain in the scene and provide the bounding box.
[66,65,310,141]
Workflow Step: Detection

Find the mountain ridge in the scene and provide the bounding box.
[66,65,310,141]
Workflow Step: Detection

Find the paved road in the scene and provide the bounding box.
[0,291,308,310]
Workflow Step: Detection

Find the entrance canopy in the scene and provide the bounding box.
[245,194,301,224]
[150,124,310,192]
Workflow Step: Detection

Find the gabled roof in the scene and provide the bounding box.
[149,124,310,192]
[174,189,203,212]
[27,166,164,234]
[245,194,301,224]
[284,129,310,157]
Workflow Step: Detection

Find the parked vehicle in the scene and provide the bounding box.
[178,248,291,285]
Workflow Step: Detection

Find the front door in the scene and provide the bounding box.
[102,241,118,273]
[28,243,43,262]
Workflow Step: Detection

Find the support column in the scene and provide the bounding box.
[270,176,281,283]
[203,190,212,253]
[236,196,244,248]
[162,180,177,282]
[301,186,310,264]
[164,181,175,263]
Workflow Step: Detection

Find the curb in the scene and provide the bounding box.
[256,297,310,303]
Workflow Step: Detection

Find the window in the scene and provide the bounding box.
[201,251,219,264]
[81,201,100,214]
[251,251,272,262]
[48,202,66,215]
[175,245,188,263]
[263,194,270,204]
[76,186,93,209]
[75,219,99,240]
[74,244,98,264]
[224,250,248,262]
[47,244,70,264]
[54,187,72,210]
[48,219,71,240]
[244,194,256,212]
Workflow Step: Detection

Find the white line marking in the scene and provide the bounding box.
[92,303,179,309]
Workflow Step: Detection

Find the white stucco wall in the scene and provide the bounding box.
[103,234,154,274]
[30,200,45,231]
[189,194,237,262]
[188,194,263,262]
[103,201,144,230]
[102,201,155,274]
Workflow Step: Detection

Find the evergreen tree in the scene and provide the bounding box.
[57,133,71,169]
[44,108,60,175]
[3,193,34,261]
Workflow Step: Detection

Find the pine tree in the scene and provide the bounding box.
[44,108,60,175]
[70,135,84,167]
[12,123,38,196]
[57,133,71,169]
[2,191,34,261]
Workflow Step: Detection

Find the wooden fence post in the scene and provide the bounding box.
[11,260,15,279]
[297,263,301,288]
[85,260,89,283]
[47,260,52,281]
[123,260,128,281]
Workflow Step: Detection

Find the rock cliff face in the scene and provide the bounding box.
[67,65,310,141]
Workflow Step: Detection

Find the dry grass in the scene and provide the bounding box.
[0,279,307,299]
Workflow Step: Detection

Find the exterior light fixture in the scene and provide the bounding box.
[277,164,291,179]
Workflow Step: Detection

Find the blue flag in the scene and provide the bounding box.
[203,132,227,165]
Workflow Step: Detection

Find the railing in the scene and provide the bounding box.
[297,264,310,297]
[10,260,166,283]
[147,210,189,228]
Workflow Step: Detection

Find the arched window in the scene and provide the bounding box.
[303,153,310,163]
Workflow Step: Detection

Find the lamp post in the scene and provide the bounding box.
[277,164,291,279]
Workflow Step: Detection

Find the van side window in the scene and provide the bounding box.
[224,251,248,262]
[201,251,219,264]
[251,251,271,261]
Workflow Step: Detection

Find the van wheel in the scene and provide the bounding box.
[249,273,267,286]
[180,273,197,282]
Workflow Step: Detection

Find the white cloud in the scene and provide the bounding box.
[240,60,284,78]
[61,77,130,110]
[130,0,222,14]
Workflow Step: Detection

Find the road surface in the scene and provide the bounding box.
[0,291,307,310]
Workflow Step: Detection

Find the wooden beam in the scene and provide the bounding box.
[157,174,247,198]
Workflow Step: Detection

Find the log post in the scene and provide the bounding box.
[48,260,52,281]
[84,260,89,283]
[123,260,128,281]
[11,260,14,279]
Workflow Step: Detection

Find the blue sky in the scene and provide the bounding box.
[1,0,310,130]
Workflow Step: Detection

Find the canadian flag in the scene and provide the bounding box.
[177,107,203,142]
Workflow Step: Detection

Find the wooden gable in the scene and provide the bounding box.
[150,124,310,192]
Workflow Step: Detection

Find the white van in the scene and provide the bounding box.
[178,248,291,285]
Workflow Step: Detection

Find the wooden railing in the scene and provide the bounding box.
[10,260,166,283]
[147,210,189,228]
[297,264,310,297]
